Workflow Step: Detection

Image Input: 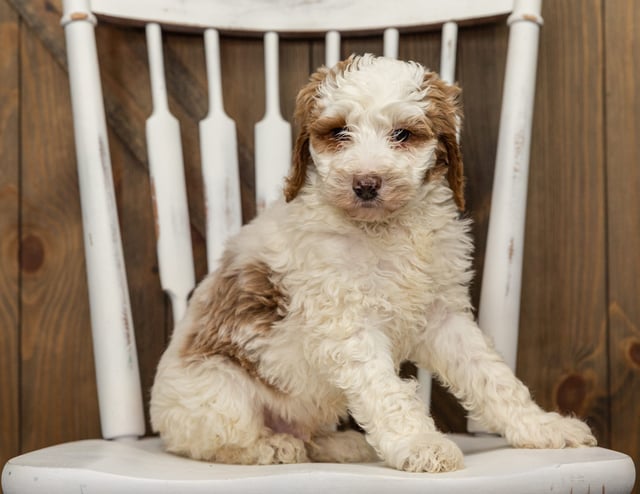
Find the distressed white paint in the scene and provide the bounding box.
[254,31,292,212]
[89,0,514,34]
[3,436,636,493]
[200,28,242,273]
[145,23,196,324]
[439,22,458,84]
[469,0,543,434]
[60,0,144,440]
[478,0,542,372]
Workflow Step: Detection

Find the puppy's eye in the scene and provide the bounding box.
[330,127,350,141]
[390,128,412,143]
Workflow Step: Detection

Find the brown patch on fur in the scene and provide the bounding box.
[309,115,349,156]
[285,129,311,203]
[311,115,348,137]
[421,72,465,211]
[424,165,447,185]
[389,116,435,149]
[181,255,288,380]
[285,57,358,202]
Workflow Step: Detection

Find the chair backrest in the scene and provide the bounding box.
[61,0,542,441]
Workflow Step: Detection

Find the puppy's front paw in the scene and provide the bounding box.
[387,433,464,473]
[506,412,597,449]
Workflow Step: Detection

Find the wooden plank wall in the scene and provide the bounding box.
[1,0,638,491]
[605,0,640,465]
[0,0,20,478]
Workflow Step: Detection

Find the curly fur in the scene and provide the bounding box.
[150,54,596,472]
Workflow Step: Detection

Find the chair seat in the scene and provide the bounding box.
[2,434,635,494]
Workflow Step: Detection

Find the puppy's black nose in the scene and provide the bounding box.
[352,175,382,200]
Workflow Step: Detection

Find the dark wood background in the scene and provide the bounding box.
[1,0,638,491]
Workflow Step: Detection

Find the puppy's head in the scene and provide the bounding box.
[285,54,464,222]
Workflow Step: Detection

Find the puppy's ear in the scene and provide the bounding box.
[285,56,358,202]
[284,67,329,202]
[423,72,465,211]
[284,130,311,202]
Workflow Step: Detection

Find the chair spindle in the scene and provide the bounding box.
[383,28,399,59]
[255,31,292,213]
[478,0,543,373]
[200,28,242,273]
[62,0,145,440]
[325,30,341,67]
[439,21,458,84]
[145,23,195,324]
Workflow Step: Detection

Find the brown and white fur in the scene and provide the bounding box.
[150,54,596,473]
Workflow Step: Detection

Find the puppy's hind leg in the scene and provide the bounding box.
[151,356,308,464]
[306,430,379,463]
[215,431,308,465]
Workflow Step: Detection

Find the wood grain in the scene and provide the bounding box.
[604,0,640,462]
[20,24,101,450]
[8,0,152,169]
[95,24,188,364]
[162,31,209,281]
[9,0,159,176]
[455,22,507,308]
[517,0,609,444]
[109,133,169,429]
[0,0,20,469]
[219,36,268,222]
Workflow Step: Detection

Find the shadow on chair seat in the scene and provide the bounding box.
[3,434,635,494]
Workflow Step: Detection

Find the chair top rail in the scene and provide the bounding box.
[84,0,514,35]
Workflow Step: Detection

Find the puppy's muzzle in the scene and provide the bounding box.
[352,174,382,201]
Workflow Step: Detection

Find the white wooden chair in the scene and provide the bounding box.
[2,0,636,492]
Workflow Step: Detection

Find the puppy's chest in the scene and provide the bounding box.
[297,224,448,308]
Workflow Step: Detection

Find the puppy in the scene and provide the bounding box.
[150,54,596,472]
